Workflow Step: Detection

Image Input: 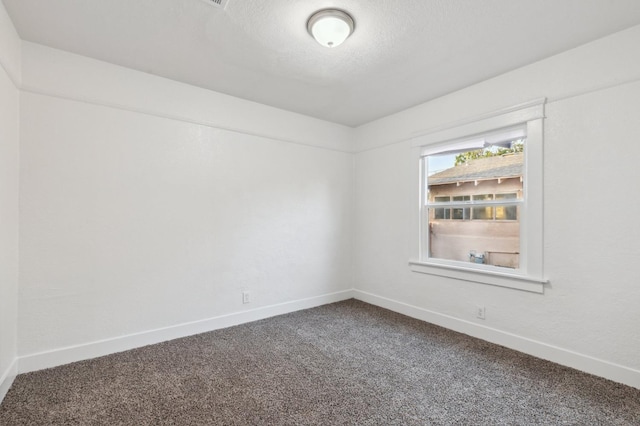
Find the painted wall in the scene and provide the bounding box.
[17,44,354,361]
[0,0,21,400]
[5,9,640,394]
[353,25,640,387]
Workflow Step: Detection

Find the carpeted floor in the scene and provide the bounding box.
[1,299,639,425]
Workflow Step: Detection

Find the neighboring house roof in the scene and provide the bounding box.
[429,153,523,185]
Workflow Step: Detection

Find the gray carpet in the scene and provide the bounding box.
[1,299,639,425]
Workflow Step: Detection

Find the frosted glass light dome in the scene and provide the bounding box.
[307,9,355,48]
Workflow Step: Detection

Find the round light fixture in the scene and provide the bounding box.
[307,9,355,48]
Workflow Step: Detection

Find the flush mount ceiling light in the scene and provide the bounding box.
[307,9,355,48]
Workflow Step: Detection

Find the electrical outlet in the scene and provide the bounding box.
[242,290,250,304]
[476,306,486,320]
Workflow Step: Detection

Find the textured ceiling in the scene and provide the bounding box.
[3,0,640,127]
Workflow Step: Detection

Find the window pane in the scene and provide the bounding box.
[495,193,518,220]
[473,206,494,220]
[452,208,469,220]
[434,208,450,219]
[495,205,517,220]
[424,138,525,269]
[452,195,470,202]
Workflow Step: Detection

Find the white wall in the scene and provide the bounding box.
[0,0,21,401]
[4,10,640,397]
[20,43,353,152]
[17,44,354,370]
[353,25,640,388]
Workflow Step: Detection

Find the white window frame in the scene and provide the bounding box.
[409,99,548,293]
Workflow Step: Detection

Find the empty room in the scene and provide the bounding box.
[1,0,640,424]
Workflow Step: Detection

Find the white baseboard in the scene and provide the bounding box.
[0,358,18,404]
[16,288,638,391]
[19,289,354,374]
[353,289,640,390]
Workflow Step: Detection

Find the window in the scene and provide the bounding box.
[426,137,524,269]
[432,193,519,222]
[409,99,547,293]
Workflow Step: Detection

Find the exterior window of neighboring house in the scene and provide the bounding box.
[434,193,518,221]
[409,99,547,293]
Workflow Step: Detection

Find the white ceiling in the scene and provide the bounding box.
[3,0,640,127]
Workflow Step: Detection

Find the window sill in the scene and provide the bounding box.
[408,259,548,293]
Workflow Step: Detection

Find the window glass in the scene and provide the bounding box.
[452,207,469,220]
[495,206,517,220]
[424,139,525,269]
[434,196,450,219]
[452,195,470,202]
[472,206,494,220]
[434,208,450,220]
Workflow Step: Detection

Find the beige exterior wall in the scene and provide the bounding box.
[428,177,521,268]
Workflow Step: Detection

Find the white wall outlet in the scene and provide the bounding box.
[476,305,486,320]
[242,290,250,304]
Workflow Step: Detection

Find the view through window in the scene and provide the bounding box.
[424,137,525,269]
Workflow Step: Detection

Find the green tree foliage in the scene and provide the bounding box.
[454,141,524,166]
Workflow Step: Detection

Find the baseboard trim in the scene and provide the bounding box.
[0,358,18,404]
[19,289,354,374]
[353,290,640,390]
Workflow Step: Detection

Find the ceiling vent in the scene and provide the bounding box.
[200,0,229,9]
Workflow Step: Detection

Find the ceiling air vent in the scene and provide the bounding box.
[200,0,229,9]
